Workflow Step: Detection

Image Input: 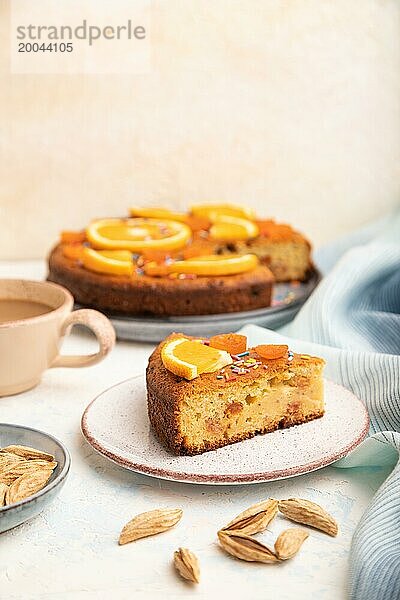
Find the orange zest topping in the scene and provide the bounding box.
[63,244,85,260]
[254,344,289,360]
[86,218,191,252]
[144,254,258,277]
[209,216,259,242]
[161,337,233,380]
[209,333,247,355]
[60,230,86,244]
[82,247,134,276]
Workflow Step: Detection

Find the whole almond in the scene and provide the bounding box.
[173,547,200,583]
[278,499,338,537]
[221,498,278,535]
[0,452,24,475]
[0,482,8,506]
[1,445,54,462]
[119,508,183,545]
[218,530,278,563]
[0,460,57,485]
[274,528,309,560]
[6,469,53,505]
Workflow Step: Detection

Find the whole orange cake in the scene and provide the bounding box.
[48,204,313,316]
[147,333,325,455]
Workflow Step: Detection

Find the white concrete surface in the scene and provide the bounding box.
[0,260,390,600]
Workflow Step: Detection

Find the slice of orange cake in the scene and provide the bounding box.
[146,333,325,455]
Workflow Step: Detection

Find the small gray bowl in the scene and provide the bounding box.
[0,423,70,533]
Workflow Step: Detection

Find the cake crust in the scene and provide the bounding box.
[147,335,325,455]
[48,244,274,316]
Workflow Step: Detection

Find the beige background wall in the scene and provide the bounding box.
[1,0,399,259]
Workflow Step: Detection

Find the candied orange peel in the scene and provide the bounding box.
[184,215,211,232]
[256,220,295,241]
[254,344,289,360]
[63,244,85,260]
[209,333,247,355]
[61,230,86,244]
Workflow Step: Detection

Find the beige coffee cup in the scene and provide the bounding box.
[0,279,116,397]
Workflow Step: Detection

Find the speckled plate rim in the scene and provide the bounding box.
[81,375,370,485]
[0,423,71,512]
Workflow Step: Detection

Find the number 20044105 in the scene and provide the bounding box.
[18,42,73,52]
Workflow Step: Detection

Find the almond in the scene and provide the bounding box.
[274,528,309,560]
[278,498,338,537]
[0,452,24,475]
[173,548,200,583]
[221,498,278,536]
[5,469,53,505]
[0,482,8,506]
[1,445,54,462]
[0,460,57,485]
[119,508,183,545]
[217,530,278,563]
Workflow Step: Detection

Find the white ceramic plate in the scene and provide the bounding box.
[81,375,369,485]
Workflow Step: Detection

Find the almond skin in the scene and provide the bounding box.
[0,460,57,485]
[5,469,53,505]
[119,508,183,545]
[221,498,278,536]
[173,548,200,583]
[278,498,338,537]
[0,483,8,506]
[218,530,279,563]
[1,445,54,462]
[274,528,309,560]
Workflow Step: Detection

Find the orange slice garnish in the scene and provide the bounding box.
[190,203,256,221]
[82,248,134,276]
[60,230,86,244]
[86,218,191,252]
[144,253,258,277]
[254,345,289,360]
[98,250,133,261]
[209,333,247,355]
[129,207,187,222]
[209,216,259,241]
[161,337,233,380]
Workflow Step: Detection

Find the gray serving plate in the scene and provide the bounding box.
[103,271,320,343]
[0,423,70,533]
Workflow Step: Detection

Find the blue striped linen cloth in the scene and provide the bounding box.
[239,210,400,600]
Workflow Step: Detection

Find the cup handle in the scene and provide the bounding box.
[51,309,115,368]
